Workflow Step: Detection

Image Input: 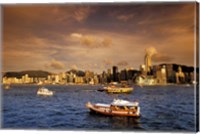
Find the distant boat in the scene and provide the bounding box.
[37,87,54,96]
[98,83,133,93]
[97,86,108,92]
[37,81,43,85]
[4,85,10,90]
[86,99,140,117]
[106,86,133,93]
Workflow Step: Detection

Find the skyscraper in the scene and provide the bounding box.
[144,52,151,74]
[107,69,112,83]
[113,66,118,82]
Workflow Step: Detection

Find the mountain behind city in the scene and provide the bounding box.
[2,63,199,78]
[3,70,52,78]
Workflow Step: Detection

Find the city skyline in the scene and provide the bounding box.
[2,3,198,73]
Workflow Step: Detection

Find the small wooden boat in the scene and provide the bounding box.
[37,87,54,96]
[86,99,140,117]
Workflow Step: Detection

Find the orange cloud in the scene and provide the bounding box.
[45,59,66,70]
[70,33,113,48]
[152,53,174,62]
[117,61,129,66]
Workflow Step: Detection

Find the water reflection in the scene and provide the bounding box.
[88,112,142,130]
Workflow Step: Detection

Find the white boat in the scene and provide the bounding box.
[4,84,11,90]
[37,87,54,96]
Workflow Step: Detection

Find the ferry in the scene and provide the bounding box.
[106,85,133,93]
[86,99,140,117]
[98,83,133,93]
[37,87,54,96]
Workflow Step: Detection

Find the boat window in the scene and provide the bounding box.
[118,106,125,109]
[124,106,129,110]
[130,106,137,110]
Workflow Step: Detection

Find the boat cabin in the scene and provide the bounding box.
[93,99,139,112]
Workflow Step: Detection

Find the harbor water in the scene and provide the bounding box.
[2,85,197,131]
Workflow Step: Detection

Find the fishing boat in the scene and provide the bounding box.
[86,99,140,117]
[37,87,54,96]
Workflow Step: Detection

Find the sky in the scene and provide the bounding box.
[2,2,198,73]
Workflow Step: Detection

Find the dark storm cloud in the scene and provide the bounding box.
[84,3,194,35]
[3,3,194,43]
[3,5,94,43]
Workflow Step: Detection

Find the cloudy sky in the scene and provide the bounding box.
[2,3,198,73]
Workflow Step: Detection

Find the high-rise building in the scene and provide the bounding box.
[120,69,128,81]
[165,64,176,83]
[176,66,185,83]
[144,53,151,74]
[107,69,112,83]
[112,66,118,82]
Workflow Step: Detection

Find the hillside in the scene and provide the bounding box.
[3,70,52,78]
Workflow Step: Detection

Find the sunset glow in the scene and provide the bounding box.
[2,3,197,73]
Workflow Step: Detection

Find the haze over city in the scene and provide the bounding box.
[2,3,197,73]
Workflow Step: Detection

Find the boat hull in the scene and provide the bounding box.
[86,102,140,117]
[106,87,133,93]
[37,91,53,96]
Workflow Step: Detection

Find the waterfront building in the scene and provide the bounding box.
[3,77,8,84]
[55,75,59,83]
[89,78,94,85]
[2,76,26,84]
[136,75,145,85]
[140,64,146,75]
[127,68,140,81]
[21,74,33,84]
[101,71,107,84]
[75,76,84,84]
[58,72,67,84]
[67,72,74,84]
[85,70,94,84]
[176,66,185,83]
[165,64,176,83]
[161,65,167,84]
[94,75,99,84]
[136,75,155,85]
[120,69,128,81]
[47,75,53,84]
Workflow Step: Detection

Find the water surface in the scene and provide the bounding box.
[2,84,196,131]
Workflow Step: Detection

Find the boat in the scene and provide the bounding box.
[4,85,10,90]
[106,85,133,93]
[97,86,108,92]
[37,81,43,85]
[86,99,140,117]
[37,87,54,96]
[97,82,133,93]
